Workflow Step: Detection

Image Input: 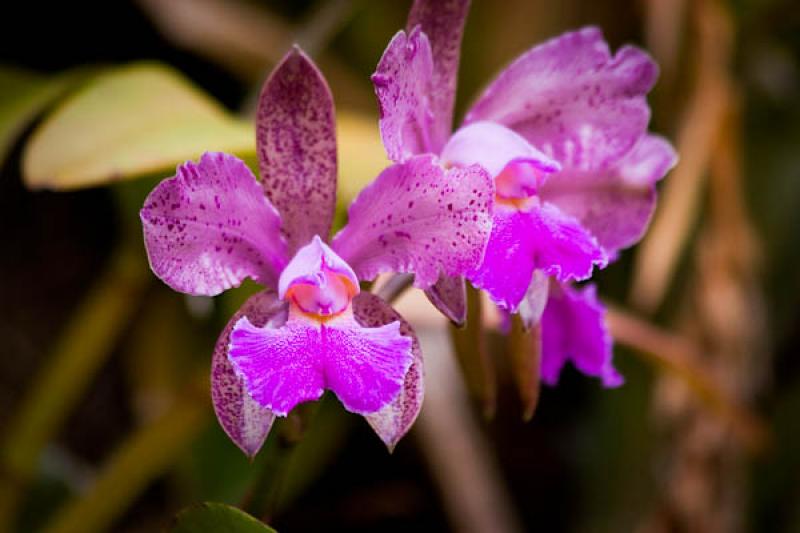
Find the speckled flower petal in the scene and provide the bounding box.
[541,283,621,387]
[465,27,657,169]
[372,28,436,162]
[425,275,467,326]
[332,154,493,290]
[354,293,423,451]
[468,204,606,311]
[141,152,288,296]
[540,134,677,257]
[257,47,337,252]
[228,314,414,416]
[406,0,471,151]
[211,290,287,458]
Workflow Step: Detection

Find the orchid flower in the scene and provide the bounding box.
[373,0,677,386]
[140,47,493,456]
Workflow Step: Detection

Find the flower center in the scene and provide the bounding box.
[494,159,551,210]
[278,236,360,322]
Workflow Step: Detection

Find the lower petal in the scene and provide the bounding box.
[540,283,622,387]
[424,275,467,326]
[211,290,287,458]
[228,318,326,416]
[354,293,423,450]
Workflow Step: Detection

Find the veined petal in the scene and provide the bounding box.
[354,293,424,451]
[468,205,606,311]
[211,290,287,458]
[372,28,436,162]
[541,283,621,387]
[257,47,337,252]
[406,0,471,151]
[141,152,287,296]
[540,134,677,257]
[425,274,467,326]
[441,121,559,179]
[228,313,414,416]
[465,27,658,169]
[332,155,493,290]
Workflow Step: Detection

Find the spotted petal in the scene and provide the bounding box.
[406,0,471,151]
[228,314,414,416]
[468,204,606,311]
[140,152,287,296]
[211,290,287,458]
[354,293,423,451]
[257,47,337,252]
[540,134,677,257]
[465,27,657,170]
[541,283,622,387]
[332,155,493,290]
[372,28,436,162]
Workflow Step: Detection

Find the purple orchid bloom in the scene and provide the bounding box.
[373,0,677,387]
[140,47,493,456]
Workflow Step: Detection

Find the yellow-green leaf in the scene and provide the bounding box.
[23,62,253,190]
[172,502,277,533]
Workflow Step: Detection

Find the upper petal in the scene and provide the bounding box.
[468,205,606,311]
[257,47,337,252]
[465,27,658,169]
[540,134,677,257]
[372,28,437,162]
[211,290,286,458]
[406,0,471,151]
[354,292,423,450]
[140,152,288,296]
[332,154,493,290]
[541,283,621,387]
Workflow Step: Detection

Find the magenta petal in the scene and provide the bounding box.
[257,47,337,252]
[468,205,606,311]
[406,0,471,151]
[541,283,622,387]
[211,290,287,458]
[465,27,657,169]
[228,314,414,416]
[332,155,493,290]
[141,152,287,296]
[540,134,677,256]
[354,293,424,450]
[424,275,467,325]
[372,28,436,161]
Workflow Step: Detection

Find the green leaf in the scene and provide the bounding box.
[23,62,253,190]
[171,502,277,533]
[0,66,87,167]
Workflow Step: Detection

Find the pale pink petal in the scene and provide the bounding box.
[354,292,423,450]
[440,121,559,178]
[227,314,413,416]
[425,275,467,326]
[332,155,493,290]
[541,283,622,387]
[406,0,471,151]
[257,47,337,252]
[141,152,287,296]
[518,270,549,329]
[468,204,606,311]
[372,28,436,161]
[540,134,677,256]
[465,27,657,170]
[211,290,287,458]
[277,236,359,300]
